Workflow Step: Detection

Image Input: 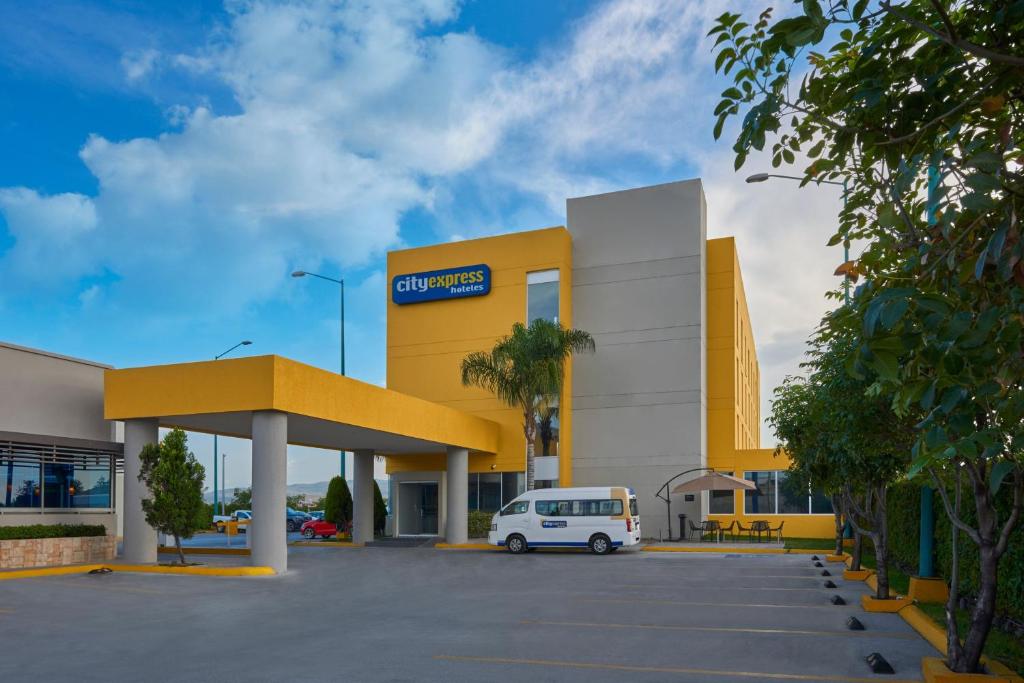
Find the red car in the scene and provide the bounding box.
[300,519,337,539]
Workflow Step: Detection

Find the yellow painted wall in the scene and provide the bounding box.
[386,227,574,478]
[705,238,833,538]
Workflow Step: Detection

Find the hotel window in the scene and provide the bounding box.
[467,472,525,512]
[1,442,116,511]
[527,270,559,323]
[744,470,834,514]
[709,471,735,514]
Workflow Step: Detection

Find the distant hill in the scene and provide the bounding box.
[204,479,390,504]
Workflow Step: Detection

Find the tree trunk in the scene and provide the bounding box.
[851,531,863,571]
[524,411,536,491]
[956,543,998,672]
[945,473,963,671]
[175,534,185,565]
[874,485,890,600]
[831,494,844,556]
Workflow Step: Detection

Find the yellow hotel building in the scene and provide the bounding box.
[386,179,834,540]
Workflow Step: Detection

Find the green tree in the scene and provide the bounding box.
[769,375,846,558]
[226,487,251,514]
[324,476,353,529]
[373,480,387,536]
[136,429,207,564]
[461,319,594,490]
[710,1,1023,671]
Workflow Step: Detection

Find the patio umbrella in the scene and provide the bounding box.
[671,471,756,494]
[672,472,756,543]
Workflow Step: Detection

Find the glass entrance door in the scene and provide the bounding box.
[398,482,439,536]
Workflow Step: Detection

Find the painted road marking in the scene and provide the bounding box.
[434,655,918,682]
[521,619,918,640]
[581,597,853,610]
[31,578,166,596]
[623,584,833,592]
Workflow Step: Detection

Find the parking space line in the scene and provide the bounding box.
[623,584,829,592]
[520,619,918,640]
[29,578,166,596]
[581,598,852,610]
[434,655,918,682]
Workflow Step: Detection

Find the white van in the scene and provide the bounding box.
[488,486,640,554]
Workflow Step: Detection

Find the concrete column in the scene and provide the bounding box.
[352,449,375,544]
[123,418,159,564]
[252,410,288,573]
[446,446,468,544]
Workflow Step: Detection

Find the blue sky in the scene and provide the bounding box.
[0,0,846,489]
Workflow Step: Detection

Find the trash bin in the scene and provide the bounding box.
[678,514,687,541]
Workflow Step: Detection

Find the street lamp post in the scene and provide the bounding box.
[212,340,252,516]
[292,270,347,479]
[745,173,850,304]
[222,452,227,516]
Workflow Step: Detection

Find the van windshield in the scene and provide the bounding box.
[629,498,638,516]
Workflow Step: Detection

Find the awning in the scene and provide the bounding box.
[671,471,756,494]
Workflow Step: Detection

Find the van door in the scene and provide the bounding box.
[533,499,572,546]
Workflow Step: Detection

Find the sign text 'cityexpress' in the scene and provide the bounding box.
[392,264,491,305]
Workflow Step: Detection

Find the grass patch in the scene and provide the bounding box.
[783,537,837,550]
[918,603,1024,676]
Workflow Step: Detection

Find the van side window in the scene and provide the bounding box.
[500,501,529,516]
[535,499,623,516]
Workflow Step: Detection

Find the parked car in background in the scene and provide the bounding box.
[309,510,325,521]
[286,507,312,532]
[214,510,251,533]
[300,519,337,539]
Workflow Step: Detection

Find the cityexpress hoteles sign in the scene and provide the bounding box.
[391,264,491,305]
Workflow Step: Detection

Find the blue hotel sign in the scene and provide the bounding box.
[392,264,491,305]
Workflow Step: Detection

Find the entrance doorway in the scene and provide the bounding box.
[398,482,439,536]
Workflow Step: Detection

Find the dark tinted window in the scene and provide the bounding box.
[535,499,623,516]
[501,501,529,515]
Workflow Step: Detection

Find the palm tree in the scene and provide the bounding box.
[461,318,595,490]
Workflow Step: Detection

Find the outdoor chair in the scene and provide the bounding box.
[718,520,736,541]
[735,520,751,541]
[749,520,771,543]
[687,519,705,541]
[768,520,785,543]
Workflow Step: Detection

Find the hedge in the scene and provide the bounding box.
[468,511,492,539]
[887,481,1024,623]
[0,524,107,541]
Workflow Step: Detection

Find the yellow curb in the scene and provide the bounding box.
[435,543,498,550]
[0,564,111,580]
[0,563,274,579]
[641,545,833,555]
[909,577,950,604]
[825,553,848,562]
[901,605,948,653]
[290,541,364,547]
[158,546,250,556]
[844,569,874,581]
[861,595,912,612]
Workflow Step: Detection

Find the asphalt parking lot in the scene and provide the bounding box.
[0,548,937,682]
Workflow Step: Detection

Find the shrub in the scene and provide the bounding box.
[0,524,107,541]
[373,480,387,536]
[887,480,1024,623]
[324,476,352,526]
[468,511,492,539]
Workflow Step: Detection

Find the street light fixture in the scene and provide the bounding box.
[745,172,850,303]
[212,340,253,515]
[291,269,347,478]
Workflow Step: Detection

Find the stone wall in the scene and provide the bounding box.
[0,535,115,570]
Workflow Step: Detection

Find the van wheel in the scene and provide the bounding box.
[589,534,612,555]
[506,534,527,554]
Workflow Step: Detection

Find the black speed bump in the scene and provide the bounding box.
[821,569,831,576]
[830,594,846,605]
[824,580,837,588]
[846,616,865,630]
[811,555,819,561]
[866,652,894,674]
[814,561,823,567]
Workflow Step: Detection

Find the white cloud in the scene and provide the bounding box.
[120,48,160,81]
